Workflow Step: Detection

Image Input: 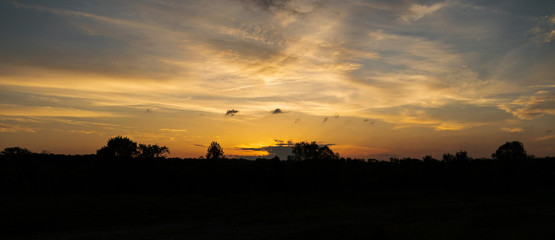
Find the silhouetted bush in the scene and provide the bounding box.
[206,141,224,159]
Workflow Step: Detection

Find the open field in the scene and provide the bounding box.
[2,191,555,240]
[2,155,555,239]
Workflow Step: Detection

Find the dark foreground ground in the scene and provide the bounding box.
[2,155,555,239]
[2,191,555,240]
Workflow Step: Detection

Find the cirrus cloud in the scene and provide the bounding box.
[500,90,555,120]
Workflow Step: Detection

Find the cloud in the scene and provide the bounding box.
[235,139,295,159]
[0,104,120,117]
[159,128,188,133]
[530,15,555,43]
[363,119,374,125]
[502,127,524,133]
[239,0,321,14]
[400,2,446,22]
[536,135,555,141]
[0,123,37,133]
[365,105,493,131]
[434,123,474,131]
[0,1,193,80]
[7,1,144,28]
[272,108,284,114]
[500,90,555,120]
[57,119,119,127]
[225,109,239,116]
[0,0,484,121]
[69,129,103,135]
[273,139,294,146]
[240,0,290,11]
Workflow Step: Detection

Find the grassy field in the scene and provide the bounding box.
[2,191,555,239]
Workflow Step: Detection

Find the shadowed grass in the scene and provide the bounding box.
[2,191,555,240]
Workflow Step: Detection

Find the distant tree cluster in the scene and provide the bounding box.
[96,136,169,159]
[1,140,533,164]
[3,139,555,197]
[3,140,554,196]
[289,141,340,161]
[0,147,32,160]
[441,150,470,162]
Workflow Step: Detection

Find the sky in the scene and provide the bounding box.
[0,0,554,160]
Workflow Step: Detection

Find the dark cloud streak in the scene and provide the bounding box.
[226,109,239,116]
[240,0,291,12]
[237,0,323,14]
[235,139,295,159]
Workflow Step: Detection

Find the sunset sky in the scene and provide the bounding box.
[1,0,554,159]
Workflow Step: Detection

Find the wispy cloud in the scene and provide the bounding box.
[500,90,555,120]
[530,14,555,44]
[502,127,525,133]
[160,128,188,133]
[399,2,446,22]
[238,0,322,14]
[536,135,555,141]
[69,129,103,135]
[0,123,37,133]
[0,104,121,118]
[8,1,144,29]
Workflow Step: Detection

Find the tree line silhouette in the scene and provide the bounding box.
[1,137,554,195]
[96,136,169,159]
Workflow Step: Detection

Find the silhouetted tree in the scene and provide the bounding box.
[290,142,339,161]
[422,155,437,163]
[317,145,340,160]
[455,151,470,162]
[138,144,169,158]
[291,141,319,161]
[389,157,400,164]
[492,141,527,162]
[206,141,224,159]
[442,151,470,162]
[442,153,455,162]
[0,147,32,159]
[96,136,138,159]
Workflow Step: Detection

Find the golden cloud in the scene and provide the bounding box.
[501,127,524,133]
[500,91,555,120]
